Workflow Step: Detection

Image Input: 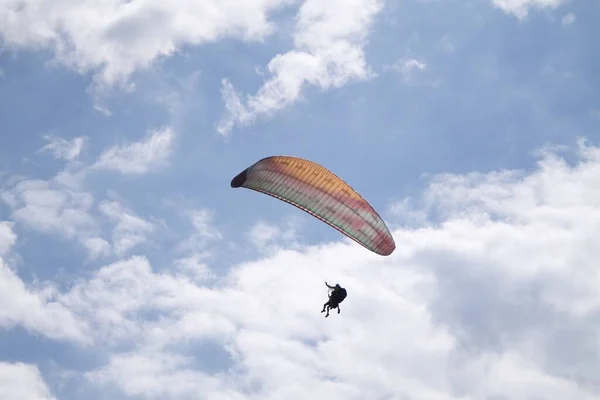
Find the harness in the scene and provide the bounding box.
[328,287,347,307]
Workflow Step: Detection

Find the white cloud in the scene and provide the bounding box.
[0,258,89,343]
[1,128,178,259]
[561,12,576,26]
[176,209,221,251]
[57,256,160,344]
[188,209,221,242]
[173,208,221,281]
[248,219,300,253]
[2,142,600,399]
[92,127,175,174]
[0,221,17,256]
[491,0,567,19]
[0,362,57,400]
[39,134,87,161]
[387,57,427,82]
[2,178,97,240]
[99,201,154,255]
[82,236,112,260]
[0,167,113,261]
[0,0,296,87]
[217,0,383,135]
[81,141,599,398]
[249,221,281,247]
[173,255,215,282]
[86,352,238,399]
[388,197,428,227]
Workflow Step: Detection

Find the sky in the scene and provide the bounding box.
[0,0,599,399]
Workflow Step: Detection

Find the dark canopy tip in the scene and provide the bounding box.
[230,169,248,188]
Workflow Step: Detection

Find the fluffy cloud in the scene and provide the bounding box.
[92,127,175,175]
[2,142,595,398]
[0,169,109,262]
[1,178,97,240]
[217,0,383,135]
[1,0,382,123]
[0,0,295,87]
[86,351,240,399]
[0,257,89,343]
[82,236,112,260]
[0,362,57,400]
[1,140,599,399]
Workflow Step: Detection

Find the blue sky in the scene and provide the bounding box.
[1,0,599,399]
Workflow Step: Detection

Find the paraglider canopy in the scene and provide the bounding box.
[230,155,395,256]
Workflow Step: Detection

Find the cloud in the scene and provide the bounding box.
[0,362,57,400]
[172,208,222,282]
[490,0,567,19]
[1,178,97,240]
[57,256,162,345]
[81,141,598,398]
[99,201,154,256]
[2,141,599,399]
[0,163,110,261]
[248,219,300,253]
[38,135,87,161]
[561,12,576,26]
[86,351,237,400]
[81,236,112,260]
[387,57,427,82]
[0,258,89,343]
[0,221,17,256]
[173,255,215,283]
[388,198,428,227]
[0,0,295,87]
[217,0,383,135]
[249,221,281,248]
[1,127,179,259]
[92,127,175,174]
[188,209,222,242]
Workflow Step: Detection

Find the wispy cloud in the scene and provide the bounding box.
[0,222,17,256]
[173,208,222,280]
[561,12,576,26]
[92,128,175,174]
[99,201,154,256]
[491,0,568,20]
[39,135,87,161]
[248,219,300,254]
[387,57,427,82]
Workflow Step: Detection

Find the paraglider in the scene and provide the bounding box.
[321,281,347,317]
[230,155,395,256]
